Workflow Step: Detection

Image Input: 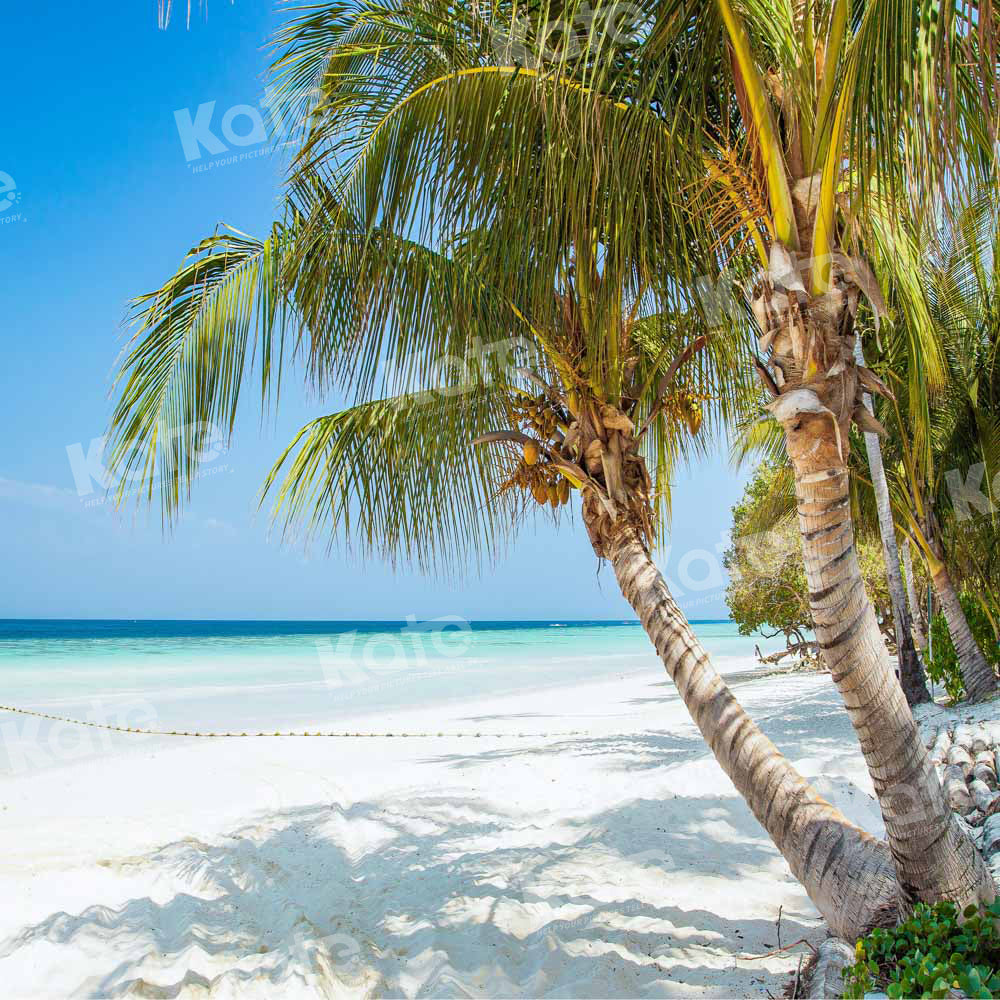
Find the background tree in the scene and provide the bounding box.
[859,193,1000,701]
[726,463,895,665]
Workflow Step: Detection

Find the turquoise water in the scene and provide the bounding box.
[0,620,785,735]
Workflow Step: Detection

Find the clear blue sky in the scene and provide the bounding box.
[0,2,751,621]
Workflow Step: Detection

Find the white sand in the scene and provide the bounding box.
[0,666,987,999]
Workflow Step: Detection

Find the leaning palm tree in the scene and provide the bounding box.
[662,0,998,909]
[108,0,996,935]
[109,185,900,944]
[872,193,1000,701]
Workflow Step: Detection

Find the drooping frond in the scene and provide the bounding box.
[261,386,526,575]
[844,0,998,218]
[283,179,545,406]
[108,220,296,520]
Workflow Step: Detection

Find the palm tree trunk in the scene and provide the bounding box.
[600,520,899,939]
[930,554,997,702]
[777,407,992,911]
[902,537,927,651]
[853,343,930,705]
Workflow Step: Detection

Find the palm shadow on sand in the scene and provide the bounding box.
[0,682,873,998]
[2,786,820,998]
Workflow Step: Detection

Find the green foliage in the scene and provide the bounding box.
[724,463,892,658]
[111,0,1000,582]
[843,901,1000,1000]
[925,594,1000,702]
[724,464,809,641]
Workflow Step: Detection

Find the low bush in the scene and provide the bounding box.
[924,593,1000,702]
[842,900,1000,999]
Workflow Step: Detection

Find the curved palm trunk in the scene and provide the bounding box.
[752,221,993,910]
[777,408,992,911]
[597,519,898,939]
[902,537,928,651]
[930,555,996,702]
[853,343,929,705]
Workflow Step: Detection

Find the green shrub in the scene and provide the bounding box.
[842,901,1000,999]
[924,593,1000,702]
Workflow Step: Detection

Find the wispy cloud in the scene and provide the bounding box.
[0,477,80,511]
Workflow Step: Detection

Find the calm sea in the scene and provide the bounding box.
[0,620,784,736]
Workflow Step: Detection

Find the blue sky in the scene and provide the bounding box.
[0,2,750,621]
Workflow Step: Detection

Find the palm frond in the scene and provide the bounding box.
[108,220,296,520]
[261,386,525,574]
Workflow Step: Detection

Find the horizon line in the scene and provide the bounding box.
[0,616,734,625]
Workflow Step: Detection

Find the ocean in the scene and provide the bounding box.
[0,619,785,739]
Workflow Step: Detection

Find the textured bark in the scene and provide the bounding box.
[599,520,898,939]
[853,343,930,706]
[776,409,993,912]
[750,197,993,910]
[931,556,997,703]
[902,537,928,652]
[804,938,856,999]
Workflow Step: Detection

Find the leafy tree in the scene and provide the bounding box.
[926,594,1000,703]
[725,464,894,664]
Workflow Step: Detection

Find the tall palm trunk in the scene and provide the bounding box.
[754,222,993,910]
[778,426,989,909]
[902,537,928,651]
[928,542,997,702]
[598,519,898,939]
[854,342,930,705]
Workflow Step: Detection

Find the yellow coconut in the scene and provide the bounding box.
[686,406,703,435]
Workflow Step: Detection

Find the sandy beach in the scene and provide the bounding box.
[0,662,986,999]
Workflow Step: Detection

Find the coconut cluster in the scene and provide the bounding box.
[665,391,704,436]
[509,459,572,508]
[508,394,574,508]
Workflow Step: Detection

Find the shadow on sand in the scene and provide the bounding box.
[2,789,818,997]
[2,679,867,997]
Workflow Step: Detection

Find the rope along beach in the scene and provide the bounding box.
[0,704,592,739]
[0,666,807,740]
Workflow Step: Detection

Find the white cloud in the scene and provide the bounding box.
[0,477,81,511]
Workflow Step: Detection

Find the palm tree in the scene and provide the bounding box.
[107,0,997,932]
[854,336,930,705]
[740,201,1000,706]
[108,183,899,946]
[872,194,1000,701]
[674,0,997,909]
[902,537,928,650]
